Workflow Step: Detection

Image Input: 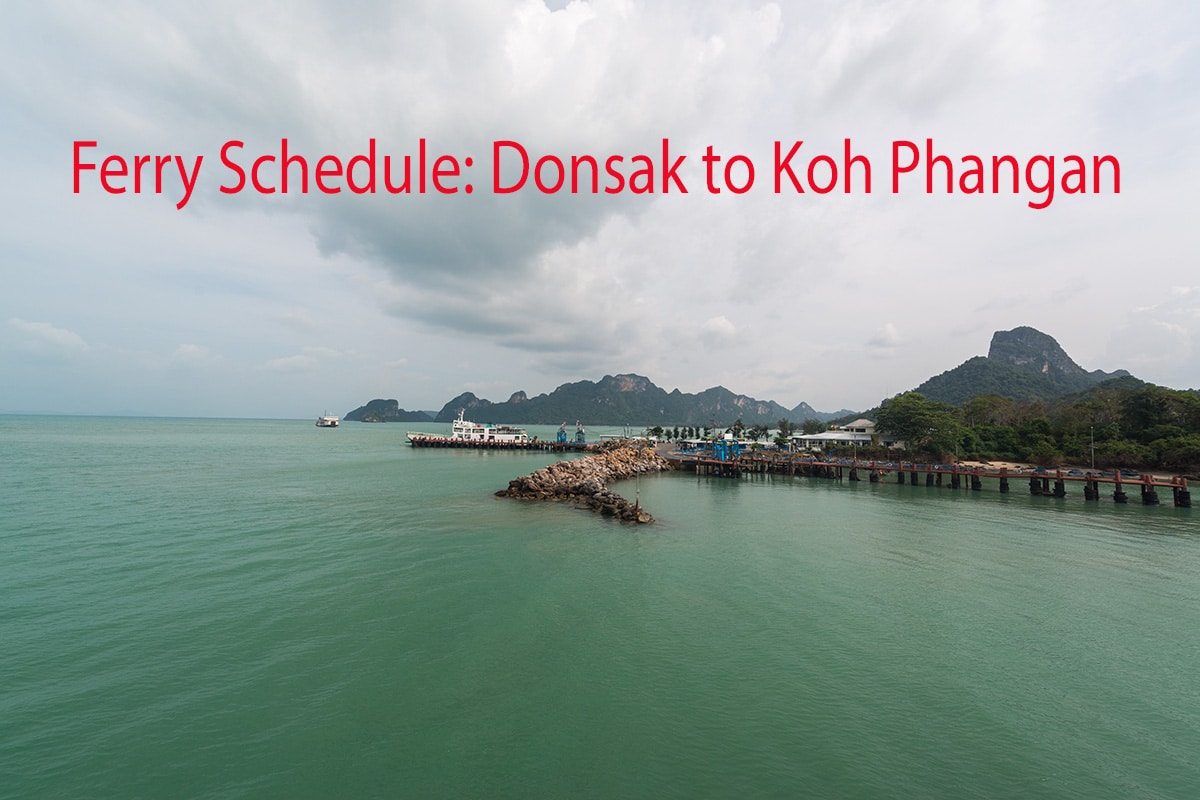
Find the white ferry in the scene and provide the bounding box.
[316,413,340,428]
[406,409,531,447]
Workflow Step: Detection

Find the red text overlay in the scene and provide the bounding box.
[73,138,1120,211]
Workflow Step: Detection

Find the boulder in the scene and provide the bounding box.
[497,443,671,523]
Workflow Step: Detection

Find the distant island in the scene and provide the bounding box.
[346,373,853,427]
[343,399,433,423]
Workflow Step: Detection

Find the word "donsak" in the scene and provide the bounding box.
[72,138,1120,210]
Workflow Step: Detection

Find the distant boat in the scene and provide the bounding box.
[316,413,340,428]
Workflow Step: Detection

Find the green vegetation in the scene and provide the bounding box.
[875,393,963,457]
[800,418,826,435]
[874,382,1200,473]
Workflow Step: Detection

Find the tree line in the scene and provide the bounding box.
[874,381,1200,472]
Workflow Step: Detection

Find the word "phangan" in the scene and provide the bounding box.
[891,139,1120,209]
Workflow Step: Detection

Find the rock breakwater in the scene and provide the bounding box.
[496,441,673,523]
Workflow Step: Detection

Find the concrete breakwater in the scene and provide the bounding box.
[496,442,673,523]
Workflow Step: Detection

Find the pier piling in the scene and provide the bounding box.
[664,451,1189,513]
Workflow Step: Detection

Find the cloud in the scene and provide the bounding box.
[264,354,316,372]
[699,315,738,347]
[279,308,318,331]
[867,323,901,349]
[235,0,805,352]
[4,1,1199,416]
[262,346,358,372]
[1104,287,1200,383]
[7,318,89,352]
[170,343,212,363]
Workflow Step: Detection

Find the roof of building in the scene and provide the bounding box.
[790,430,872,442]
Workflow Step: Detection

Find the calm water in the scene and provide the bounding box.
[2,416,1198,798]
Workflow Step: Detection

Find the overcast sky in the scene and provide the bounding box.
[2,0,1197,418]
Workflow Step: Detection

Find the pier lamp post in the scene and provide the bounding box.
[1090,426,1095,470]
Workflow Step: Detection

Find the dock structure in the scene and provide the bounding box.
[667,452,1192,508]
[407,436,590,452]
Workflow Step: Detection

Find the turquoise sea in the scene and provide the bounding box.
[2,415,1198,798]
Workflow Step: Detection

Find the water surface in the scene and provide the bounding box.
[2,416,1197,798]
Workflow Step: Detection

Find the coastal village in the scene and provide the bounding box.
[349,327,1198,521]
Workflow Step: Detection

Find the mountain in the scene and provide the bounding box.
[422,373,844,426]
[434,392,495,422]
[344,399,434,423]
[914,326,1130,406]
[348,327,1125,427]
[793,401,855,422]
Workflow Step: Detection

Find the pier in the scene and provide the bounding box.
[408,436,590,452]
[667,453,1192,508]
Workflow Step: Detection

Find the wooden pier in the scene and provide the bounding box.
[668,453,1192,508]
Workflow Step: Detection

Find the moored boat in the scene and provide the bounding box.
[407,409,530,447]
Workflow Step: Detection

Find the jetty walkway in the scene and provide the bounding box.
[497,443,670,523]
[666,452,1192,508]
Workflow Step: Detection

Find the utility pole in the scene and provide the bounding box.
[634,457,641,517]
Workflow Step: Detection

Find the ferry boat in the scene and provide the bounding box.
[406,409,531,447]
[316,413,340,428]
